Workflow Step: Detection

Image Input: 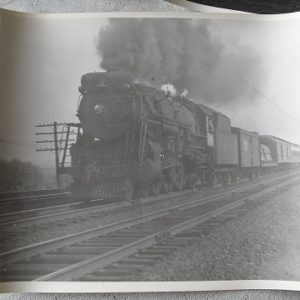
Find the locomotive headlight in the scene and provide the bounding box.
[94,104,105,115]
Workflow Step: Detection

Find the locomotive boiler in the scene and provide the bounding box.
[70,71,215,202]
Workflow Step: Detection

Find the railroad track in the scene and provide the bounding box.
[0,171,295,230]
[0,172,299,281]
[0,189,195,230]
[0,187,69,201]
[0,189,72,215]
[0,198,119,229]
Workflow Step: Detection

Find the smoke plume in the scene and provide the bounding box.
[97,19,262,105]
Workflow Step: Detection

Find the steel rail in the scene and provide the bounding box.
[0,201,82,218]
[0,199,129,229]
[0,197,109,221]
[0,192,71,203]
[0,187,64,196]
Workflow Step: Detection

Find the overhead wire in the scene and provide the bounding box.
[211,21,300,128]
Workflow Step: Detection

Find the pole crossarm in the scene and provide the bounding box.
[35,122,80,187]
[35,131,76,135]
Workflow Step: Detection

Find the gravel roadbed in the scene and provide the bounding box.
[133,183,300,281]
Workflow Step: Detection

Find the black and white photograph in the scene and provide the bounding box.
[1,9,300,291]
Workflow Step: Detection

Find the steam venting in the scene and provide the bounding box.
[98,19,261,105]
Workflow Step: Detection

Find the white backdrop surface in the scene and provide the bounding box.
[1,0,300,298]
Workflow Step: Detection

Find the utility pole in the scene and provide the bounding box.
[53,122,59,187]
[35,122,79,188]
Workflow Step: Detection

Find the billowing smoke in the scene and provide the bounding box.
[97,19,262,106]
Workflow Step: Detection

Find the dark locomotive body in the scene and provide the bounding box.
[70,71,300,202]
[71,71,212,201]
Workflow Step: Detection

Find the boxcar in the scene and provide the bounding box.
[232,127,260,177]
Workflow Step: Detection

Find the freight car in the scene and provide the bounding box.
[232,128,260,178]
[70,71,300,202]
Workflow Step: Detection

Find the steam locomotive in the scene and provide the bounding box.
[70,71,300,202]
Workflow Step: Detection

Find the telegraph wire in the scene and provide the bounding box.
[212,22,300,127]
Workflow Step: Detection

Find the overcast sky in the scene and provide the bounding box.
[1,11,300,168]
